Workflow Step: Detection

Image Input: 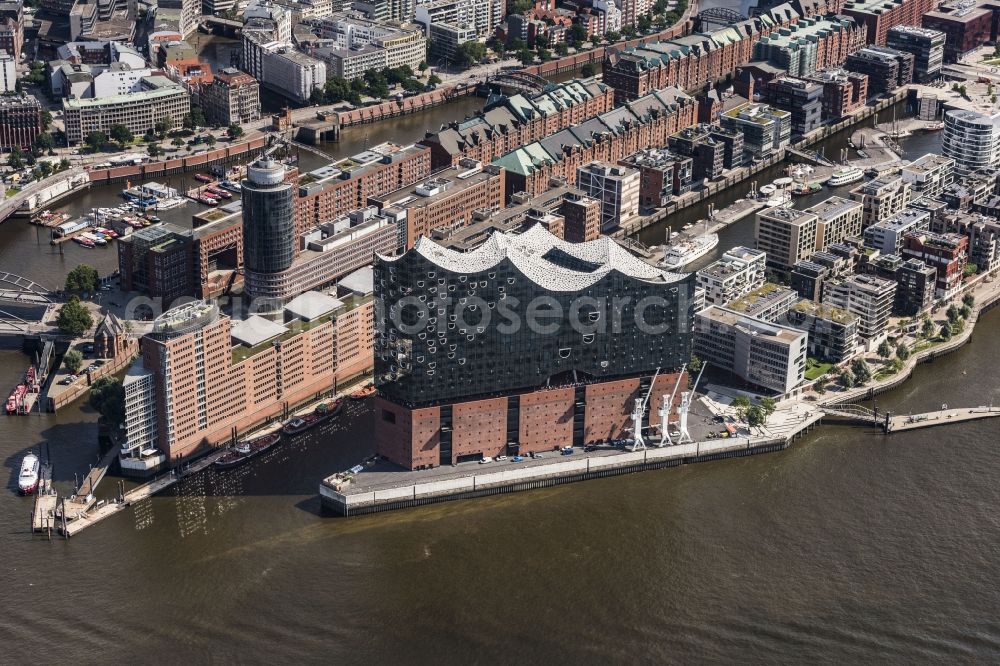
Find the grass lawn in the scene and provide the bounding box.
[5,187,19,197]
[804,358,832,381]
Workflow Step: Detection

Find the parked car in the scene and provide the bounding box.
[94,360,105,366]
[584,445,597,452]
[495,455,508,462]
[560,447,574,456]
[479,456,493,464]
[512,455,525,462]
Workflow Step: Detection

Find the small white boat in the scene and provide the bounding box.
[759,184,777,197]
[660,233,719,270]
[18,453,39,495]
[827,167,865,187]
[773,177,794,188]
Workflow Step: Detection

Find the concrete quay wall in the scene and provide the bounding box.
[320,436,790,517]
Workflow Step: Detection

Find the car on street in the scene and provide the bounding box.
[511,456,524,462]
[479,456,493,464]
[495,455,508,461]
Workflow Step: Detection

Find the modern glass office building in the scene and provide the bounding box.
[242,157,295,292]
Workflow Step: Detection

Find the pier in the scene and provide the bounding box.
[31,461,57,537]
[889,407,1000,433]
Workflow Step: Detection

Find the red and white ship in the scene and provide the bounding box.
[18,453,40,495]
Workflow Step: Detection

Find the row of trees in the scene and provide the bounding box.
[309,66,439,105]
[732,395,776,428]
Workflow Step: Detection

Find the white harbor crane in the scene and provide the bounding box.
[629,367,660,452]
[676,362,706,445]
[657,363,686,446]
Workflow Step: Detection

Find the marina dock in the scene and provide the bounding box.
[31,462,56,536]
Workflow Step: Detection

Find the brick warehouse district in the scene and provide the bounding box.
[113,0,962,472]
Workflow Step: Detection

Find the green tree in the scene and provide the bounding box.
[746,405,765,428]
[555,42,569,56]
[418,60,428,72]
[171,137,185,147]
[36,161,53,178]
[815,380,827,394]
[428,74,442,86]
[511,0,532,12]
[921,317,935,339]
[851,358,872,384]
[455,40,487,67]
[637,14,652,32]
[960,304,972,319]
[226,123,244,139]
[732,395,751,421]
[939,321,952,340]
[759,397,776,420]
[155,115,173,138]
[110,123,134,148]
[206,134,217,147]
[7,146,23,169]
[688,354,702,375]
[85,131,107,152]
[946,303,960,323]
[65,264,99,293]
[606,30,621,42]
[147,143,162,157]
[877,339,893,359]
[56,297,93,336]
[569,23,588,45]
[190,106,206,127]
[63,349,84,374]
[838,368,855,389]
[888,357,903,374]
[518,48,534,66]
[896,343,910,361]
[58,158,70,171]
[581,63,595,77]
[41,110,52,130]
[90,376,125,427]
[963,293,975,308]
[34,132,55,153]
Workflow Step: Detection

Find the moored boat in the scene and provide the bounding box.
[194,173,212,183]
[660,233,719,270]
[827,166,865,187]
[214,432,282,469]
[349,386,376,400]
[282,400,342,435]
[18,453,39,495]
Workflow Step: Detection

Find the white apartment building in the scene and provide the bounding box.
[850,175,911,229]
[576,161,640,231]
[694,306,807,394]
[696,246,766,307]
[900,153,955,199]
[592,0,622,34]
[0,49,15,93]
[823,273,896,340]
[261,45,326,103]
[863,208,931,255]
[92,66,154,97]
[120,363,159,462]
[62,76,190,144]
[942,108,1000,172]
[245,0,292,43]
[414,0,502,37]
[305,14,426,73]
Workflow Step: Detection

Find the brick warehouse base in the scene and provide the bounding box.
[375,372,686,470]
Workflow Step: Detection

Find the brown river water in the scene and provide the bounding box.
[3,55,999,662]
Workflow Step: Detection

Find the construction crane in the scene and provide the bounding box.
[629,367,660,452]
[657,364,686,446]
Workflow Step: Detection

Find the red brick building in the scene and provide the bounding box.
[294,143,432,238]
[842,0,940,44]
[419,78,614,170]
[493,86,698,198]
[900,231,969,298]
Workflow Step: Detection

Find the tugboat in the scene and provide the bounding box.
[214,432,282,469]
[282,400,342,435]
[349,386,377,400]
[17,453,40,495]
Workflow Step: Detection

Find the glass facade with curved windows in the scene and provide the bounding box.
[942,109,1000,173]
[374,225,696,407]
